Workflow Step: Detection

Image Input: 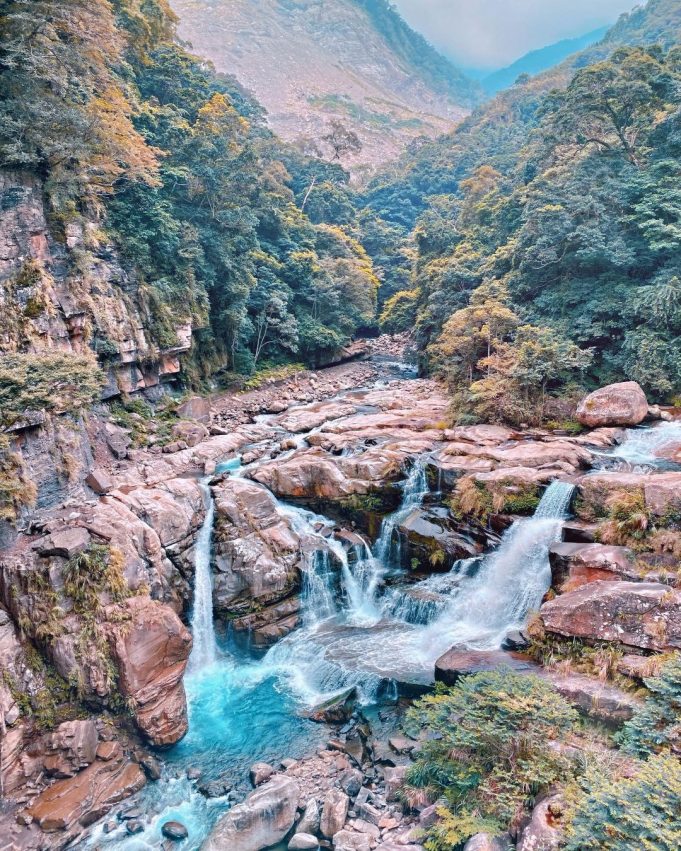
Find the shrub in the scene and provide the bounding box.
[63,544,129,613]
[597,488,651,547]
[617,653,681,757]
[403,670,579,846]
[0,352,104,427]
[565,754,681,851]
[0,434,37,521]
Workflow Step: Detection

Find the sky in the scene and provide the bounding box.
[393,0,641,72]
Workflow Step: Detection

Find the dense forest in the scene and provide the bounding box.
[0,0,376,383]
[3,0,681,418]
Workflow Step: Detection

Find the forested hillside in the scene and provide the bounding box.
[0,0,377,393]
[365,0,681,422]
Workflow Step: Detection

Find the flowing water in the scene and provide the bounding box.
[99,448,576,848]
[187,480,218,672]
[593,420,681,472]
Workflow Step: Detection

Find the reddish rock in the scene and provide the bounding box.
[34,527,91,559]
[171,420,209,447]
[576,381,648,427]
[43,720,98,777]
[176,395,211,424]
[540,581,681,651]
[435,649,539,685]
[549,543,638,590]
[580,471,681,516]
[27,756,145,832]
[86,468,114,495]
[545,673,641,725]
[108,596,192,745]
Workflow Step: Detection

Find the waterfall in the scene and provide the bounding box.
[188,480,218,672]
[422,480,574,652]
[373,458,429,566]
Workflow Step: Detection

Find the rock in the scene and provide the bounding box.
[388,736,414,755]
[105,423,132,459]
[516,795,565,851]
[176,395,211,424]
[162,820,189,840]
[289,834,320,850]
[549,543,638,590]
[501,630,529,651]
[332,830,371,851]
[616,654,662,679]
[540,581,681,651]
[320,788,350,838]
[250,762,275,787]
[27,756,146,831]
[383,765,408,801]
[418,803,439,829]
[171,420,209,448]
[34,527,91,559]
[355,800,382,827]
[579,471,681,516]
[43,720,98,777]
[96,741,121,762]
[309,688,357,724]
[463,834,512,851]
[339,768,363,798]
[545,673,641,725]
[204,776,300,851]
[86,468,114,495]
[138,753,162,781]
[576,381,648,427]
[435,649,539,685]
[126,819,144,835]
[297,798,321,836]
[108,596,192,745]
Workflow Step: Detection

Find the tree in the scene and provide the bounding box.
[322,119,362,162]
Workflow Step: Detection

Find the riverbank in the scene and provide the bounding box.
[2,348,681,850]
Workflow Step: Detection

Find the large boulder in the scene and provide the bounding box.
[463,834,512,851]
[540,581,681,651]
[108,596,192,745]
[320,788,349,838]
[516,794,565,851]
[548,543,639,590]
[27,753,146,832]
[576,382,648,428]
[435,649,539,685]
[204,776,300,851]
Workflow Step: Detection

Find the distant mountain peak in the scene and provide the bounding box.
[481,25,610,95]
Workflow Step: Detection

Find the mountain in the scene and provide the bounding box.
[481,26,610,95]
[170,0,481,173]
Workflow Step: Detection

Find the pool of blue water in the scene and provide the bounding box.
[92,644,328,849]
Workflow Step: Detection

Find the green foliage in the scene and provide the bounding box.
[380,288,420,333]
[404,671,579,845]
[0,352,104,427]
[618,653,681,757]
[362,39,681,400]
[565,753,681,851]
[242,363,306,389]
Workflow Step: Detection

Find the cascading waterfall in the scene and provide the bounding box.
[187,479,218,672]
[609,421,681,470]
[421,480,575,653]
[374,458,429,566]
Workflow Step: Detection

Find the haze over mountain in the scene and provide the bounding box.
[170,0,481,174]
[480,26,610,94]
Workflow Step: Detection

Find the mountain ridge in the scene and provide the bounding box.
[170,0,481,174]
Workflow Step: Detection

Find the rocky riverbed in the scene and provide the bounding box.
[2,342,681,850]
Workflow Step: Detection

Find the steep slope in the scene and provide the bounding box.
[481,26,610,95]
[364,0,681,231]
[170,0,481,173]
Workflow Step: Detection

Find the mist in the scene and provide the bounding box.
[393,0,640,71]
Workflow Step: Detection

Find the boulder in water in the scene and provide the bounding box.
[288,834,320,850]
[204,775,299,851]
[161,820,189,841]
[576,381,648,427]
[249,762,275,787]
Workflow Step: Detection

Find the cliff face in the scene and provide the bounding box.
[170,0,480,173]
[0,171,192,398]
